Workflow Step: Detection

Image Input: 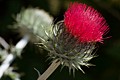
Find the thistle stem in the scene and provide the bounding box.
[0,37,10,50]
[37,59,60,80]
[0,35,29,79]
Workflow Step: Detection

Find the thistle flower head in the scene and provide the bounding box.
[38,2,109,73]
[64,2,109,43]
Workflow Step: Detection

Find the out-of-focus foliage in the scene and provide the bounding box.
[0,0,120,80]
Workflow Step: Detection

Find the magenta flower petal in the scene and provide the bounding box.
[64,2,109,43]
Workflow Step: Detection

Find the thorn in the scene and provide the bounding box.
[34,68,41,76]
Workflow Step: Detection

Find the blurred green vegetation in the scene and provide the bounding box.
[0,0,120,80]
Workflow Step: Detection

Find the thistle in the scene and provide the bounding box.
[38,2,109,80]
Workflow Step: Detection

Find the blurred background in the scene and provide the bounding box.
[0,0,120,80]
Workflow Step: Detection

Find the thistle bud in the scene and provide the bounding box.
[14,8,53,42]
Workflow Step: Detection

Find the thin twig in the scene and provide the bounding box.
[0,37,10,50]
[37,59,60,80]
[0,54,14,78]
[0,35,30,79]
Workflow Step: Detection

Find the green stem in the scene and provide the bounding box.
[37,59,60,80]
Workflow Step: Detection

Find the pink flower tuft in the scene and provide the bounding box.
[64,2,109,43]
